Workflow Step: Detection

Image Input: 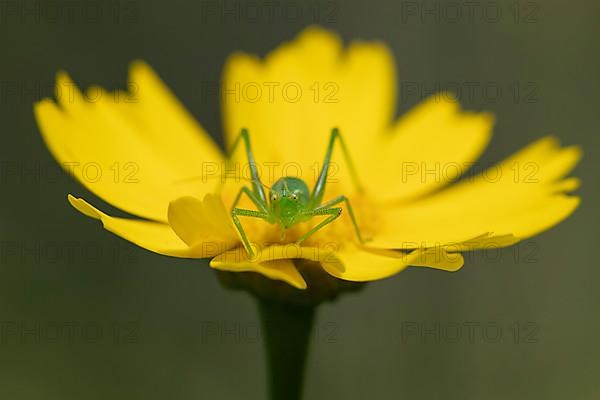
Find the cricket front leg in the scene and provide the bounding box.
[231,208,269,258]
[231,186,269,214]
[295,208,342,245]
[313,195,367,244]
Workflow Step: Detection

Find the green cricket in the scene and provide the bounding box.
[226,127,367,257]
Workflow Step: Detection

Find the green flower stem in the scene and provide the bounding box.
[257,298,316,400]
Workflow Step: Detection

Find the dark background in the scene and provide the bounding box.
[1,0,598,398]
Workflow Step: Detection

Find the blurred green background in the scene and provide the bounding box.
[0,0,598,398]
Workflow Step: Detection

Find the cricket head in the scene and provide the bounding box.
[269,176,310,228]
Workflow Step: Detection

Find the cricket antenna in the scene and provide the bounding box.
[249,177,273,192]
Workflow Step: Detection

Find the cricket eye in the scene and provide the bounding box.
[271,194,277,201]
[291,194,298,200]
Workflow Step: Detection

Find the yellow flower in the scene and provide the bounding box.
[34,27,581,290]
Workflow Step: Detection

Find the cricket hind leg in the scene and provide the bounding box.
[311,128,364,207]
[220,128,268,205]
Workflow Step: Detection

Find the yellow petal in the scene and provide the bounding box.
[67,194,202,257]
[210,243,343,289]
[408,247,465,272]
[371,137,581,248]
[321,243,467,281]
[222,27,491,205]
[167,194,239,250]
[210,257,307,290]
[320,245,411,281]
[367,97,494,202]
[450,233,520,252]
[222,26,395,193]
[212,244,337,265]
[124,61,223,171]
[35,63,223,222]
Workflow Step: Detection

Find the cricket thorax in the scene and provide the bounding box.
[269,177,310,228]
